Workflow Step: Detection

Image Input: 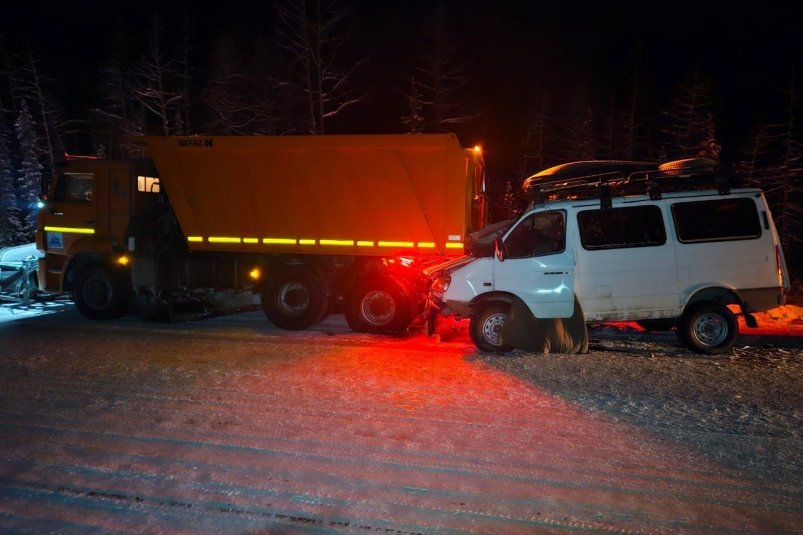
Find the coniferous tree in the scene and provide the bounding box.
[11,49,63,171]
[620,49,653,160]
[0,114,23,246]
[92,59,142,158]
[203,33,252,134]
[409,3,475,133]
[249,36,288,135]
[176,1,197,135]
[132,16,185,136]
[575,106,596,161]
[662,68,718,160]
[519,90,555,175]
[275,0,365,134]
[14,100,42,241]
[735,74,803,269]
[401,76,425,134]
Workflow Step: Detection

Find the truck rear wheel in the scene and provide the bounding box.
[262,266,329,330]
[345,277,411,334]
[678,302,738,354]
[469,301,513,352]
[73,267,130,320]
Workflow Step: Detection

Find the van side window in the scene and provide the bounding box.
[673,198,761,242]
[504,211,565,258]
[578,205,665,250]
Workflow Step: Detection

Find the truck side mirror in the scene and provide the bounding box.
[494,238,506,262]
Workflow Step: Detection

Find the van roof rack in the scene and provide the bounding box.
[522,158,727,208]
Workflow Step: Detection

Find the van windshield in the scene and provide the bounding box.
[466,218,514,257]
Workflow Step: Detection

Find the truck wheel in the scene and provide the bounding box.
[678,302,738,354]
[345,277,411,334]
[469,301,513,352]
[262,266,329,330]
[73,267,130,320]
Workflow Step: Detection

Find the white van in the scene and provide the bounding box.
[426,159,790,354]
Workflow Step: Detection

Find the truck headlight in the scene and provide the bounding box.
[431,275,451,293]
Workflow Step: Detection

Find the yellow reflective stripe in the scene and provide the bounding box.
[445,242,464,249]
[379,241,414,247]
[184,236,441,249]
[263,238,296,245]
[44,226,94,235]
[319,239,354,246]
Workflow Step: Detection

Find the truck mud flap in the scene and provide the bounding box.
[500,295,589,354]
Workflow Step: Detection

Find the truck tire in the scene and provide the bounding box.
[262,266,329,330]
[469,301,513,352]
[678,302,738,354]
[73,267,130,320]
[345,277,411,334]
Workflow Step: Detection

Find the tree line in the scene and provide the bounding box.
[0,0,800,279]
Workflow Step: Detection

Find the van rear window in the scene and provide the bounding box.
[578,205,666,250]
[672,198,761,242]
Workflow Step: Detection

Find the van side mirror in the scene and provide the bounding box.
[494,238,506,262]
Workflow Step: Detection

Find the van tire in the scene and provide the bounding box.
[470,301,513,352]
[345,276,411,334]
[678,302,738,354]
[73,267,130,320]
[262,266,329,330]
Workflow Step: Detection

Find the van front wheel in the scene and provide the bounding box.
[679,302,738,354]
[469,302,513,353]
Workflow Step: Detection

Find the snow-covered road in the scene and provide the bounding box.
[0,306,800,533]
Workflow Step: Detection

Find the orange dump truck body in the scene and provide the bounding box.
[143,134,485,257]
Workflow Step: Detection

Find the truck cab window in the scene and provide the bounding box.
[137,175,161,193]
[504,211,565,259]
[53,173,94,203]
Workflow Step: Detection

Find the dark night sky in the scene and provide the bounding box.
[2,1,801,180]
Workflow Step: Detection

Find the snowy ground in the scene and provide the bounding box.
[0,302,801,533]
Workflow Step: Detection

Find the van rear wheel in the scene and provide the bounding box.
[678,302,738,354]
[469,301,513,352]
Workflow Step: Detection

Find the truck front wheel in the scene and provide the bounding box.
[469,301,513,352]
[345,277,411,334]
[678,302,738,354]
[262,266,329,330]
[73,267,130,320]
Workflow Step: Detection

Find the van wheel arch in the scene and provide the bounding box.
[684,286,742,309]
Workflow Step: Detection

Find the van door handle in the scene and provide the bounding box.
[544,271,566,275]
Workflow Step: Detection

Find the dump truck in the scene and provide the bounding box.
[35,134,487,332]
